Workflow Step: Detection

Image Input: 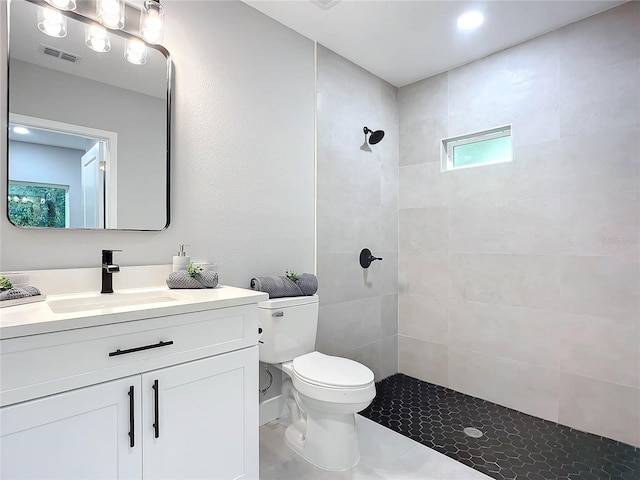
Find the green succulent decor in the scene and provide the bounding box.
[285,270,300,282]
[0,276,13,291]
[187,263,205,277]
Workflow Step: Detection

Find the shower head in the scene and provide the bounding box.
[363,126,385,145]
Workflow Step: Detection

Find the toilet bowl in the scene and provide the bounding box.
[258,296,376,470]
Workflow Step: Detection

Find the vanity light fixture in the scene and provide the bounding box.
[85,24,111,52]
[125,38,147,65]
[13,126,30,135]
[140,0,164,44]
[97,0,125,30]
[37,7,67,38]
[44,0,77,11]
[457,10,484,31]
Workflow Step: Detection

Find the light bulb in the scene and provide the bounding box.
[102,0,120,15]
[45,0,77,11]
[37,7,67,38]
[97,0,124,29]
[86,25,111,52]
[125,39,147,65]
[141,0,164,44]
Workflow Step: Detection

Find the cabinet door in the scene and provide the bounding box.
[142,347,258,480]
[1,376,142,480]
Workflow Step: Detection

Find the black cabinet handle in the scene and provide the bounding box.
[128,385,135,448]
[152,379,160,438]
[109,340,174,357]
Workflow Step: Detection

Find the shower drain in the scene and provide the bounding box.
[463,427,484,438]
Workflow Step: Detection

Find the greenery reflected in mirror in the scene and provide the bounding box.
[7,0,171,231]
[8,183,67,228]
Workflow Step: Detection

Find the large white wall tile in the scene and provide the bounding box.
[317,200,381,254]
[399,163,450,208]
[560,191,640,258]
[344,341,382,381]
[449,348,559,422]
[559,95,639,138]
[559,314,640,388]
[380,335,399,379]
[399,73,448,126]
[316,298,381,356]
[381,163,399,209]
[399,294,448,345]
[560,60,639,111]
[557,127,640,197]
[381,207,399,252]
[450,198,564,255]
[558,1,640,80]
[399,116,448,166]
[399,251,450,298]
[381,293,398,337]
[449,301,560,369]
[380,251,399,296]
[559,373,640,447]
[399,207,449,253]
[559,255,640,321]
[398,336,448,387]
[317,146,381,205]
[451,253,561,309]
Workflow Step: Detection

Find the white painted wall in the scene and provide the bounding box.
[1,0,316,289]
[9,140,84,228]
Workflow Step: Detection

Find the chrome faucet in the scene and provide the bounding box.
[101,249,122,294]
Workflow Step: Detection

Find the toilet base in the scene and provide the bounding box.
[284,403,360,471]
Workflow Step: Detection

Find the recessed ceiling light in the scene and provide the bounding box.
[13,126,30,134]
[457,11,484,31]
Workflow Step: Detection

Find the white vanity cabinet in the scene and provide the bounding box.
[0,288,266,480]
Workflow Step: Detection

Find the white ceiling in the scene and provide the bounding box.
[243,0,627,87]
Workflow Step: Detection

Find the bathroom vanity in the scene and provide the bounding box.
[0,284,267,479]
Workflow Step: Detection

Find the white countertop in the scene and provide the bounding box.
[0,285,268,340]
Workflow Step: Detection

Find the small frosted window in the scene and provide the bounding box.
[441,126,512,171]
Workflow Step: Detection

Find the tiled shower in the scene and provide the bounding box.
[316,0,639,450]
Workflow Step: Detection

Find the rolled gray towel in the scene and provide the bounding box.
[0,285,41,301]
[166,271,218,289]
[250,276,303,298]
[295,273,318,295]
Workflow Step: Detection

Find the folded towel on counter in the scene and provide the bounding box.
[250,274,318,298]
[166,271,218,289]
[0,285,41,301]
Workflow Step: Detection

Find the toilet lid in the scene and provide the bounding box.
[292,351,374,388]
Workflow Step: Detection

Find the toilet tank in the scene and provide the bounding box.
[258,295,319,364]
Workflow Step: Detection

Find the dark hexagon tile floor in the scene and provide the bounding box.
[360,374,640,480]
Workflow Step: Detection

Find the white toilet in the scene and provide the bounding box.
[258,295,376,471]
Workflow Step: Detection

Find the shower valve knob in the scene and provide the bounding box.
[359,248,383,269]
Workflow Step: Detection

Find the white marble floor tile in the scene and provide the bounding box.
[259,415,491,480]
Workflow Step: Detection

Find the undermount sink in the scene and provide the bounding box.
[47,291,187,314]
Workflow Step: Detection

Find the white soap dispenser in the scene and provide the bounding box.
[172,244,191,272]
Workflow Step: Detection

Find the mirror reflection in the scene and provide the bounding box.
[7,0,171,230]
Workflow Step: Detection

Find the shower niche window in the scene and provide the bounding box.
[441,125,512,171]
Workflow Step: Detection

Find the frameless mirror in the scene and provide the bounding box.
[7,0,171,230]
